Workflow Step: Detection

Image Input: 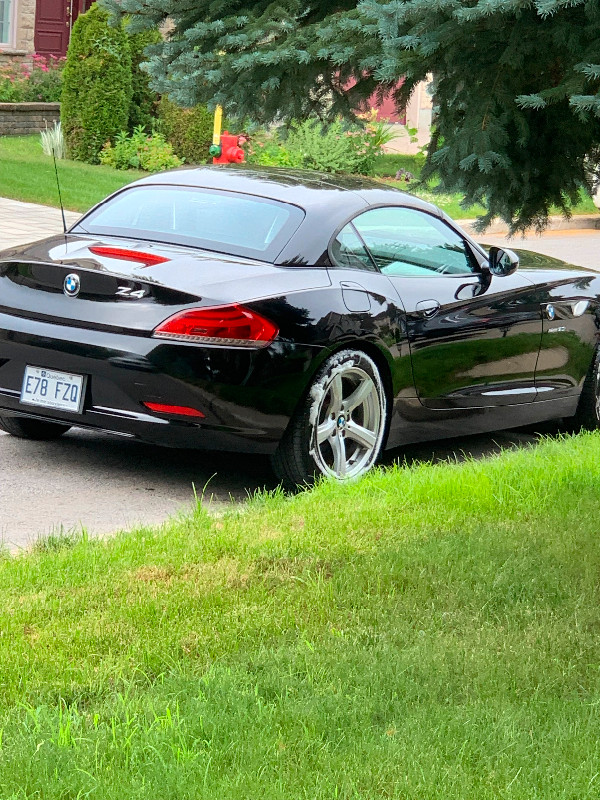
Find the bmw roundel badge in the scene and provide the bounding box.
[546,304,556,321]
[64,273,80,297]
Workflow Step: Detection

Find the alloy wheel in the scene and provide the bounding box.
[311,364,383,479]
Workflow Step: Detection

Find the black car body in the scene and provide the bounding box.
[0,165,598,484]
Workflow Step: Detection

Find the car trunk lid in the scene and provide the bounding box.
[0,234,331,335]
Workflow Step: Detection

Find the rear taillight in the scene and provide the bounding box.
[89,246,169,267]
[153,304,278,348]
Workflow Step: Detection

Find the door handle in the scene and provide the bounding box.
[415,299,441,318]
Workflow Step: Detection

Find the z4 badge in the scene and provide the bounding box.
[116,286,146,299]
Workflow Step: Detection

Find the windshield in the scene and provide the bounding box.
[73,185,305,261]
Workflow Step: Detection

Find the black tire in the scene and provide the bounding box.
[571,348,600,431]
[271,349,388,488]
[0,415,71,440]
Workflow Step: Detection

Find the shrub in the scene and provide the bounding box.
[99,125,183,172]
[156,97,213,164]
[244,128,304,168]
[126,24,161,131]
[286,117,391,175]
[0,54,64,102]
[245,115,394,176]
[61,4,132,163]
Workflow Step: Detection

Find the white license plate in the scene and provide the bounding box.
[20,366,85,414]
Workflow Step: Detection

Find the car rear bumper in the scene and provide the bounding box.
[0,312,323,454]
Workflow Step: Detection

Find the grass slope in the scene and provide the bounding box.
[1,138,596,225]
[2,433,600,798]
[373,153,598,221]
[0,136,145,212]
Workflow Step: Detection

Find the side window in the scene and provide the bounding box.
[330,223,377,271]
[352,207,478,277]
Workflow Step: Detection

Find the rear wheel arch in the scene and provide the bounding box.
[271,341,393,488]
[572,345,600,430]
[288,338,395,435]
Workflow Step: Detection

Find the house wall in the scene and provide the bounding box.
[383,78,434,156]
[0,0,36,63]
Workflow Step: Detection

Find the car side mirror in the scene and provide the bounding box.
[488,246,519,277]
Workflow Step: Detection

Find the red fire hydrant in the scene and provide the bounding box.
[210,132,245,164]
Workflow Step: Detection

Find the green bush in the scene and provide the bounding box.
[246,116,394,176]
[99,125,183,172]
[61,4,132,163]
[156,97,214,164]
[126,24,161,131]
[244,128,304,168]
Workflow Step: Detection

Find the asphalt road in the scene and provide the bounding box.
[479,228,600,270]
[1,424,550,551]
[1,227,598,550]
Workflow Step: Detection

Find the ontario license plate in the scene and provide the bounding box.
[20,366,85,414]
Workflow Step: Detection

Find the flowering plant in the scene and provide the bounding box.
[0,54,65,102]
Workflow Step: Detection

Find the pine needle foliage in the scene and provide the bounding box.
[100,0,600,232]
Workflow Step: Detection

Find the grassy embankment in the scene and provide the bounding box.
[373,152,598,220]
[0,136,145,212]
[2,432,600,798]
[3,137,597,223]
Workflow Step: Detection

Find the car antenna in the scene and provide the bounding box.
[51,145,67,236]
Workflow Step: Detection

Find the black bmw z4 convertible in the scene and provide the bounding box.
[0,165,599,486]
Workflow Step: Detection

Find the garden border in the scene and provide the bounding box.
[0,102,60,136]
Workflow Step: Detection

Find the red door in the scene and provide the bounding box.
[34,0,94,57]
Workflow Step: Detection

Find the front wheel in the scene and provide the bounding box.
[271,349,388,488]
[0,415,71,440]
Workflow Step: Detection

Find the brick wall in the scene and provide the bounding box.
[0,0,36,64]
[0,102,60,135]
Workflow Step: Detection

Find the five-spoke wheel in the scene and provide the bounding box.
[271,349,387,487]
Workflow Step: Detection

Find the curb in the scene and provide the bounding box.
[461,214,600,238]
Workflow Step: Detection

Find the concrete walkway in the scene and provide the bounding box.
[0,197,80,250]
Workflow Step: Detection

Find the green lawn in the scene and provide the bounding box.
[0,136,146,212]
[373,153,598,220]
[2,432,600,798]
[0,137,597,224]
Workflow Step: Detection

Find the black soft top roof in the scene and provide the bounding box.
[92,165,444,266]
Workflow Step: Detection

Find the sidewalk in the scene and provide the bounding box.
[0,197,80,250]
[461,213,600,238]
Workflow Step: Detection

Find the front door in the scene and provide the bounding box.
[34,0,93,57]
[348,206,544,409]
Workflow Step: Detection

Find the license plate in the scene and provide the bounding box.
[20,366,85,414]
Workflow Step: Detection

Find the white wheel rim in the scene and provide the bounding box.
[311,364,383,480]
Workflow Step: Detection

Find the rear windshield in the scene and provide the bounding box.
[73,185,305,261]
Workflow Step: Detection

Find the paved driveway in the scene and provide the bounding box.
[481,228,600,270]
[1,424,551,551]
[0,197,80,250]
[0,198,598,548]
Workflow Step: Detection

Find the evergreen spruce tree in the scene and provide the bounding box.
[100,0,600,232]
[61,4,132,163]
